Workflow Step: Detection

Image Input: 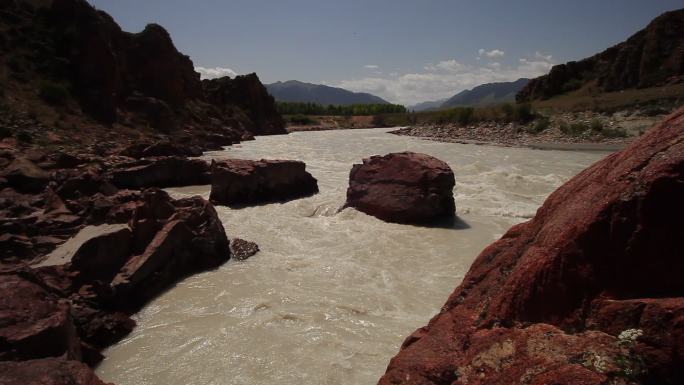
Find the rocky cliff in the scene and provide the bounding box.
[379,107,684,384]
[517,9,684,102]
[0,0,285,153]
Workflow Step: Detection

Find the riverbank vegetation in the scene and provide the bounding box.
[276,101,407,116]
[374,103,536,127]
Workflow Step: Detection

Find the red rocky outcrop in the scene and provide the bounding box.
[345,152,455,224]
[109,157,210,189]
[210,159,318,206]
[517,9,684,102]
[378,108,684,384]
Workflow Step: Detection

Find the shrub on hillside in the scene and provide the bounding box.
[527,116,551,134]
[39,80,70,106]
[289,114,317,125]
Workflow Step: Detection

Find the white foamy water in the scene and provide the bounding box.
[96,128,608,385]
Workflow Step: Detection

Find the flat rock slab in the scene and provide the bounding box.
[36,224,131,270]
[209,159,318,207]
[345,151,456,224]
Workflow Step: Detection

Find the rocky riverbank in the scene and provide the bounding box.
[378,107,684,385]
[389,109,672,150]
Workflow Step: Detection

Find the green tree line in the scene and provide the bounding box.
[277,102,406,116]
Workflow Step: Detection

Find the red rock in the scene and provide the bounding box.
[210,159,318,206]
[345,152,455,224]
[0,358,112,385]
[378,108,684,384]
[0,157,51,193]
[37,224,132,283]
[109,157,210,189]
[0,274,82,361]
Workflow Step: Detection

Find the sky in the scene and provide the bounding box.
[88,0,683,105]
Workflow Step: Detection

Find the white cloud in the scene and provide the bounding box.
[195,66,238,80]
[364,64,380,69]
[534,52,553,61]
[425,59,467,73]
[478,49,505,58]
[334,53,554,105]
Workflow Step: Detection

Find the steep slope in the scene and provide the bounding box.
[379,107,684,385]
[442,78,529,108]
[266,80,389,105]
[518,9,684,102]
[0,0,285,154]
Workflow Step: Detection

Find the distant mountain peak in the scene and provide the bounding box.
[266,80,389,105]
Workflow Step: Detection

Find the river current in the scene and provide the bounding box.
[96,128,608,385]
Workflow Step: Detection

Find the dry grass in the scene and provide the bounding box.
[532,83,684,113]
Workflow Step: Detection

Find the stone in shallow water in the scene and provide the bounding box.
[230,238,260,261]
[344,151,456,225]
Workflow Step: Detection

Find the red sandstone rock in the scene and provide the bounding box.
[378,108,684,384]
[210,159,318,206]
[109,157,210,189]
[0,274,82,361]
[0,358,112,385]
[345,152,455,224]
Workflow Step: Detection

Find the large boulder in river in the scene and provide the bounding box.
[377,109,684,384]
[345,152,455,224]
[209,159,318,206]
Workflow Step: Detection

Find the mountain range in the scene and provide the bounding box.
[409,78,529,111]
[266,80,389,105]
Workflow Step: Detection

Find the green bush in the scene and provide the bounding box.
[528,116,551,134]
[39,80,70,106]
[560,121,588,136]
[601,127,627,138]
[288,114,317,125]
[514,103,535,124]
[590,119,603,132]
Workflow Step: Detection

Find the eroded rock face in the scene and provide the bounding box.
[210,159,318,206]
[345,152,455,224]
[378,108,684,384]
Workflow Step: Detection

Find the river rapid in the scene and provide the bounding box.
[96,128,608,385]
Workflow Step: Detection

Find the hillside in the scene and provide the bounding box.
[518,8,684,102]
[409,99,447,112]
[266,80,389,105]
[0,0,284,154]
[442,78,529,108]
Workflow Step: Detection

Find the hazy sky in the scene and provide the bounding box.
[88,0,683,104]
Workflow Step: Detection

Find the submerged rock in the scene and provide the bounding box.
[378,108,684,384]
[209,159,318,206]
[230,238,260,261]
[345,152,455,224]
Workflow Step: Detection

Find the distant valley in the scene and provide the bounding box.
[266,80,389,105]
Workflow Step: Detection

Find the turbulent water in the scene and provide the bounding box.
[96,128,608,385]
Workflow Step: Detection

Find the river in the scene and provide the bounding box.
[96,128,608,385]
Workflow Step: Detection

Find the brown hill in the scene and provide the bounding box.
[518,9,684,102]
[0,0,285,154]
